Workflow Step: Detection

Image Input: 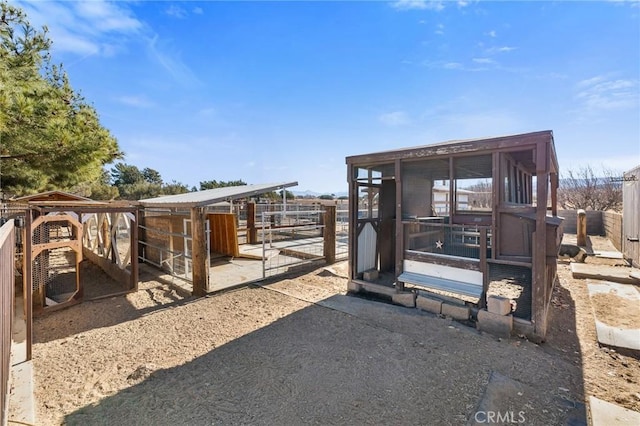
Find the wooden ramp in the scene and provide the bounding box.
[586,280,640,352]
[571,263,639,285]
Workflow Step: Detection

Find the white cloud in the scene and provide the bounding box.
[75,1,142,33]
[472,58,495,64]
[575,76,638,111]
[115,95,155,108]
[435,23,445,35]
[146,35,201,88]
[193,7,204,15]
[486,46,517,54]
[198,107,217,117]
[391,0,445,12]
[443,62,463,69]
[487,30,497,38]
[14,0,142,56]
[165,5,187,19]
[379,111,411,126]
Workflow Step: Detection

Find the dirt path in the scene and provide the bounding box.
[30,250,638,425]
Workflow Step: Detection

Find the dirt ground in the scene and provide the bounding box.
[28,236,639,425]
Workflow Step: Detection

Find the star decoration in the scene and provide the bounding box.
[436,240,444,249]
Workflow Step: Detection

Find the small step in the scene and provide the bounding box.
[398,271,482,299]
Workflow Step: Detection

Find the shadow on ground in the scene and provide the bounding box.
[33,264,194,344]
[65,293,586,426]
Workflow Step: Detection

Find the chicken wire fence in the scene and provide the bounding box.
[31,217,80,303]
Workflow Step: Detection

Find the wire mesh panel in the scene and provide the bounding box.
[30,214,81,308]
[261,210,326,277]
[404,221,492,260]
[32,247,79,303]
[488,263,532,320]
[138,212,194,283]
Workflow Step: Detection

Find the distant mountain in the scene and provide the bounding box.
[292,189,348,198]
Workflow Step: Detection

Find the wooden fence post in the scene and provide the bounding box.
[577,209,587,247]
[191,207,208,297]
[323,205,336,264]
[247,201,257,244]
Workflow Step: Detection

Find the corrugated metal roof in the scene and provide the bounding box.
[139,182,298,208]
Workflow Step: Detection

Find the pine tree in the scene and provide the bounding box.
[0,2,122,196]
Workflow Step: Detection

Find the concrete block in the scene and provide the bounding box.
[392,292,416,308]
[441,303,470,321]
[487,295,512,315]
[363,269,379,281]
[477,309,513,338]
[347,281,362,293]
[416,295,442,314]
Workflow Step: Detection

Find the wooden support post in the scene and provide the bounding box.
[138,208,146,267]
[348,166,356,281]
[532,142,549,339]
[191,207,208,297]
[24,210,33,361]
[247,201,257,244]
[577,209,587,247]
[131,209,139,291]
[395,159,404,290]
[551,173,559,217]
[323,205,336,264]
[479,227,488,309]
[491,151,500,260]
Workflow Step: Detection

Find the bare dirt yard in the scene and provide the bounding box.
[30,239,639,425]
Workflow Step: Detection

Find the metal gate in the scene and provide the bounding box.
[261,210,324,277]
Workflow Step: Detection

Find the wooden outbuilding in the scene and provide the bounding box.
[139,182,298,296]
[345,130,562,340]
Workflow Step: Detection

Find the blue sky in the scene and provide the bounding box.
[13,0,640,194]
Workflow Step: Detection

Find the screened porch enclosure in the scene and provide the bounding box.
[346,131,562,339]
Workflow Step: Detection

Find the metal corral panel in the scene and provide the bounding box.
[139,182,298,208]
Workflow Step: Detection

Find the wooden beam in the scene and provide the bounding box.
[550,172,558,217]
[190,207,208,297]
[247,201,257,244]
[348,164,357,281]
[532,141,549,339]
[323,205,336,264]
[131,208,139,291]
[492,151,500,260]
[479,227,488,309]
[24,211,33,361]
[395,159,404,290]
[345,131,552,165]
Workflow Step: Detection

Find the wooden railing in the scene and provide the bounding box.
[403,220,491,260]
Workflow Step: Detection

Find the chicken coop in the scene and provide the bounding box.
[345,130,563,339]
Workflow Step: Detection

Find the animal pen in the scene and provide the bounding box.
[345,130,563,340]
[1,192,138,369]
[139,183,348,295]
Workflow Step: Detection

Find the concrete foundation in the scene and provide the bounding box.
[392,292,416,308]
[477,309,513,338]
[441,303,470,321]
[416,295,442,315]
